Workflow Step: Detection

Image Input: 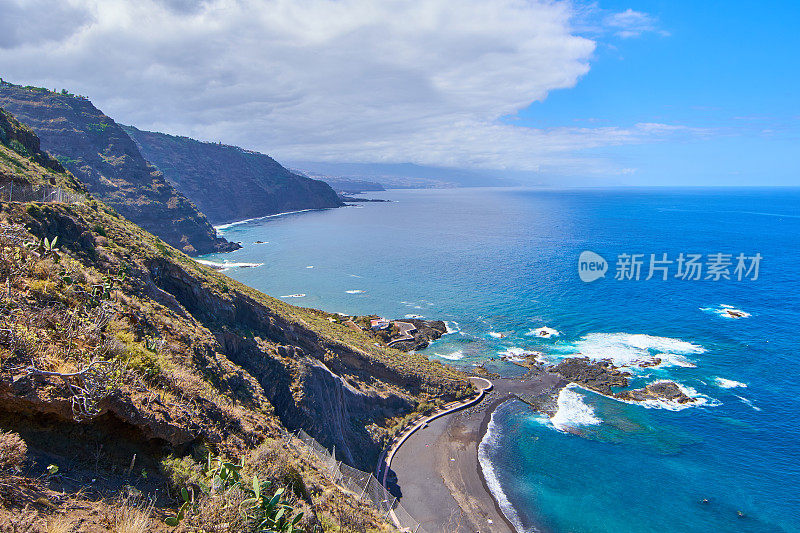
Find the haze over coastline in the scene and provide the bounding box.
[1,1,797,186]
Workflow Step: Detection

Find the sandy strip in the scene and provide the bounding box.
[389,374,564,532]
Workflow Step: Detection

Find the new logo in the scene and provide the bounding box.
[578,250,607,282]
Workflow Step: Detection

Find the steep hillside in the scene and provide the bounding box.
[0,82,237,255]
[0,113,470,530]
[123,126,343,225]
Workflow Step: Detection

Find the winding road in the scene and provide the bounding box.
[379,376,493,487]
[384,373,564,532]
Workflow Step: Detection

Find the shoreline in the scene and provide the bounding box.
[390,373,564,532]
[477,397,523,532]
[213,207,330,231]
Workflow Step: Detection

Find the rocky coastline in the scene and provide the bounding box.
[551,356,697,405]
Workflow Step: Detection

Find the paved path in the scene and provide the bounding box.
[380,376,492,486]
[388,374,565,532]
[377,377,492,531]
[387,321,418,347]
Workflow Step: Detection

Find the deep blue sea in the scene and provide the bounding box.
[201,187,800,533]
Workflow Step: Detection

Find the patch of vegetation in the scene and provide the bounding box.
[8,139,29,158]
[0,431,26,471]
[55,155,80,167]
[164,452,304,532]
[86,122,110,133]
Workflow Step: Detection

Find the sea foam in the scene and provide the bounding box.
[434,350,464,360]
[714,377,748,389]
[214,208,316,231]
[616,381,719,412]
[556,332,704,369]
[527,326,560,338]
[736,395,762,411]
[478,406,528,533]
[701,304,751,320]
[550,385,601,431]
[194,259,263,272]
[499,347,543,363]
[444,321,462,335]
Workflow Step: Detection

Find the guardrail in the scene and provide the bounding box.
[281,428,426,532]
[0,183,86,204]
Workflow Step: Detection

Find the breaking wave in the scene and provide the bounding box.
[444,321,461,335]
[194,259,263,271]
[715,377,748,389]
[478,406,528,532]
[550,385,601,431]
[214,209,316,231]
[555,332,704,368]
[434,350,464,360]
[527,326,560,338]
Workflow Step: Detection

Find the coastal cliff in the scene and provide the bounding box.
[0,82,237,255]
[122,125,344,225]
[0,116,471,528]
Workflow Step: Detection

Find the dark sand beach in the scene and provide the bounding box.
[390,373,565,532]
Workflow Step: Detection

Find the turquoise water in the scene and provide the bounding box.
[202,187,800,532]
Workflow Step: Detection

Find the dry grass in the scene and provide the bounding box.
[0,505,38,533]
[43,516,73,533]
[187,487,248,533]
[0,430,27,471]
[112,499,153,533]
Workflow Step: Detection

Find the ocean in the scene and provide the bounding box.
[201,187,800,533]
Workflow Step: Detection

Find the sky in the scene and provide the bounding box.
[0,0,797,186]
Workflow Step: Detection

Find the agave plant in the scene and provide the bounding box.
[241,475,304,533]
[164,453,246,527]
[26,235,60,262]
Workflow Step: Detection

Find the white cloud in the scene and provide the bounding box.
[0,0,686,175]
[0,0,91,48]
[604,8,665,39]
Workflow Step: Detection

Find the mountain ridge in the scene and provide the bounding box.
[123,125,344,225]
[0,81,238,255]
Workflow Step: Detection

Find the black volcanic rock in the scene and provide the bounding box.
[616,381,695,404]
[122,125,344,224]
[386,318,447,352]
[552,357,631,395]
[0,82,237,255]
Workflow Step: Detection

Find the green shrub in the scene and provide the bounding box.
[55,155,80,167]
[25,204,41,218]
[114,330,163,379]
[9,139,29,157]
[86,123,110,133]
[161,455,205,493]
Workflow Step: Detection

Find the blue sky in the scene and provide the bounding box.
[0,0,797,186]
[514,0,800,185]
